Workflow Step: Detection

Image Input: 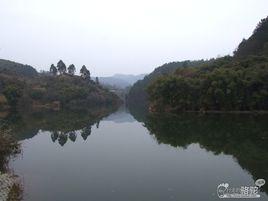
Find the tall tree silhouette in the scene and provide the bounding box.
[80,65,90,79]
[50,64,57,76]
[67,64,76,75]
[57,60,66,75]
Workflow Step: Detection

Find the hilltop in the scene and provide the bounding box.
[0,59,38,77]
[234,16,268,57]
[0,60,121,112]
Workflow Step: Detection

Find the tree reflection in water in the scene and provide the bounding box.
[81,126,92,141]
[1,105,118,146]
[0,106,118,199]
[49,125,92,146]
[51,131,59,142]
[128,103,268,194]
[68,131,76,142]
[134,112,268,194]
[58,132,68,146]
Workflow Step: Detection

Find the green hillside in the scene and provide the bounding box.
[0,60,121,112]
[0,59,38,77]
[146,17,268,112]
[127,60,208,108]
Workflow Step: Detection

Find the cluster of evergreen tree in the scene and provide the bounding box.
[146,16,268,112]
[49,60,91,79]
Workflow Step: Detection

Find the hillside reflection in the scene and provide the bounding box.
[0,106,117,146]
[129,107,268,194]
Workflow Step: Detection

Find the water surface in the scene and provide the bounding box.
[7,108,268,201]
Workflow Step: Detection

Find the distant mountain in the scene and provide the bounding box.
[98,77,130,88]
[96,74,146,89]
[113,74,146,85]
[0,59,38,77]
[234,16,268,57]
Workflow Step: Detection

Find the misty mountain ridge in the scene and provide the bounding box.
[96,73,146,89]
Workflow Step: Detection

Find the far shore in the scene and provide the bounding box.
[150,109,268,115]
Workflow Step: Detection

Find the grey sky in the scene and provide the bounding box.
[0,0,268,76]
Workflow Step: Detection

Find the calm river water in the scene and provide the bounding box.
[7,107,268,201]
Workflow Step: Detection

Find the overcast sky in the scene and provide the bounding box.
[0,0,268,76]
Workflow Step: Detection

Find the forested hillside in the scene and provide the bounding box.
[146,17,268,112]
[0,59,38,77]
[127,60,208,108]
[0,60,121,112]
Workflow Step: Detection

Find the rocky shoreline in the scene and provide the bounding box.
[0,173,21,201]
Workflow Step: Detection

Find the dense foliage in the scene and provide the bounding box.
[0,60,121,112]
[147,56,268,111]
[146,16,268,112]
[0,74,120,111]
[127,60,208,108]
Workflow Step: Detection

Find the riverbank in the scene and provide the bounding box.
[0,130,22,201]
[149,105,268,115]
[0,173,22,201]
